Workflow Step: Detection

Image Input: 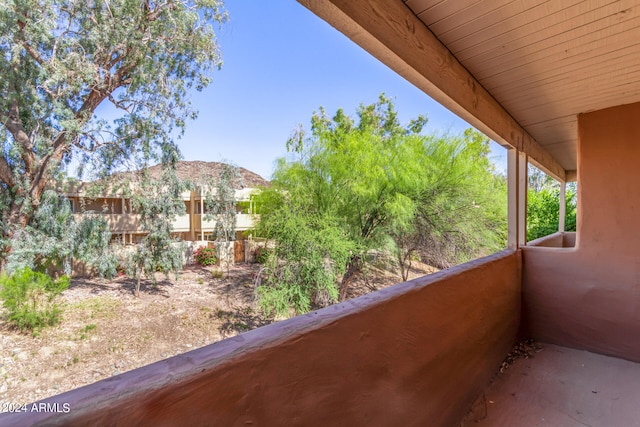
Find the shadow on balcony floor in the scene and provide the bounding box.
[462,344,640,426]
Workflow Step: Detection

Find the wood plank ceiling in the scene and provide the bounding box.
[403,0,640,173]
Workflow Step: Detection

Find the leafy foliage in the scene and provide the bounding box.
[254,95,507,315]
[254,201,354,317]
[0,0,226,265]
[5,190,117,277]
[203,163,241,242]
[203,163,241,274]
[391,129,507,276]
[194,246,217,266]
[281,93,428,251]
[254,246,272,264]
[0,267,69,333]
[124,169,186,297]
[527,166,577,241]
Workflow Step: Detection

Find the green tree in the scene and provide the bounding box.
[0,0,226,266]
[5,189,116,276]
[389,130,506,279]
[0,267,69,333]
[255,95,507,314]
[203,163,241,275]
[125,169,186,297]
[280,94,429,300]
[527,167,577,241]
[254,190,354,317]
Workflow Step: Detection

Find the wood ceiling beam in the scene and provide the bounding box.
[298,0,567,181]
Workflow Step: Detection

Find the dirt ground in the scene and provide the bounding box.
[0,260,436,406]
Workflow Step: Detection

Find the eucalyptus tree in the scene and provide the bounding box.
[0,0,227,266]
[126,168,187,297]
[203,163,241,275]
[5,189,117,276]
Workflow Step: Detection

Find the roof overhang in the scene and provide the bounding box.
[299,0,640,182]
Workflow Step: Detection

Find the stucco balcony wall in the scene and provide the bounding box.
[527,232,576,248]
[171,214,190,232]
[195,213,257,231]
[522,102,640,363]
[1,250,521,427]
[73,213,141,233]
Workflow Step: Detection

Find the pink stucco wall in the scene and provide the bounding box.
[1,251,520,427]
[523,101,640,362]
[527,232,575,248]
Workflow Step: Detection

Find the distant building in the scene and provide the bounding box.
[61,161,269,245]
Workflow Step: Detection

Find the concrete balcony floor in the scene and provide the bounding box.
[462,344,640,426]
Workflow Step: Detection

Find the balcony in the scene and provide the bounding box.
[73,213,141,233]
[4,1,640,424]
[193,213,258,232]
[0,250,521,426]
[10,98,640,425]
[4,242,640,426]
[73,214,190,234]
[171,214,190,232]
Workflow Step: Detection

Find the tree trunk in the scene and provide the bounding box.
[339,255,361,301]
[7,198,29,231]
[135,267,144,297]
[4,168,47,235]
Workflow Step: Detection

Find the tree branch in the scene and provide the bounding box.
[2,96,35,174]
[17,17,45,66]
[0,157,15,188]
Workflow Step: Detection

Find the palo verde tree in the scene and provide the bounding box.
[279,94,429,300]
[0,0,227,267]
[255,95,507,316]
[253,195,354,317]
[389,129,507,279]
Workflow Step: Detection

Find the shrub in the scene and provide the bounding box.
[116,264,126,277]
[0,267,70,333]
[194,246,217,266]
[254,247,272,264]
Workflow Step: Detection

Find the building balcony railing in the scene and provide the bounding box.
[527,231,576,248]
[0,250,521,426]
[73,213,141,233]
[172,214,190,232]
[4,237,640,426]
[193,213,258,231]
[73,213,191,233]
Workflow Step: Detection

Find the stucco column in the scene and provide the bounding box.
[188,190,196,241]
[200,197,205,241]
[558,181,566,232]
[508,148,527,248]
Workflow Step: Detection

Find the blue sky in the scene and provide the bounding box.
[178,2,506,180]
